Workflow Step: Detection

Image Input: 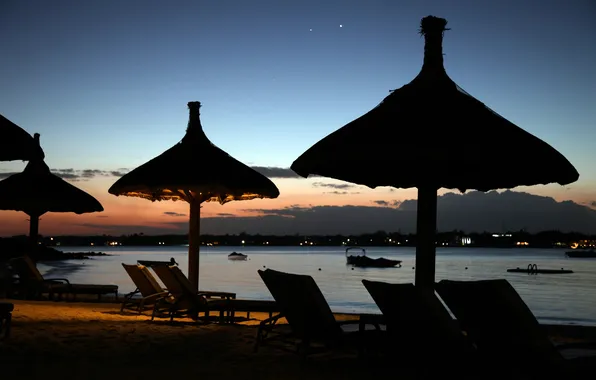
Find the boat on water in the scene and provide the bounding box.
[228,251,248,261]
[345,247,402,268]
[137,257,178,267]
[565,249,596,258]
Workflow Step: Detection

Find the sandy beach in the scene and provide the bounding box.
[0,300,402,380]
[2,299,595,380]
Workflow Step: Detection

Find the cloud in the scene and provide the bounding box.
[96,215,109,218]
[186,191,596,235]
[2,165,300,182]
[325,191,349,195]
[372,200,402,207]
[591,201,596,207]
[163,211,186,217]
[49,168,115,181]
[373,200,389,206]
[217,213,235,217]
[249,166,300,178]
[75,223,184,236]
[312,182,356,189]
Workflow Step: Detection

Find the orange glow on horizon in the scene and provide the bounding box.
[0,176,594,237]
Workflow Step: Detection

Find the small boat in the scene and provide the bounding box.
[137,257,178,267]
[507,264,573,274]
[565,249,596,258]
[228,251,248,261]
[346,247,401,268]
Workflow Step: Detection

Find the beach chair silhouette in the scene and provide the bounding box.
[9,255,118,301]
[256,268,380,362]
[362,279,478,376]
[436,279,596,379]
[120,263,170,314]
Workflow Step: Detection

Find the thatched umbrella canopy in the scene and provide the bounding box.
[291,16,579,290]
[108,101,280,288]
[0,114,45,162]
[0,135,104,244]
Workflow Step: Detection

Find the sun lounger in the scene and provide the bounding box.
[0,302,13,341]
[362,279,478,374]
[121,264,171,313]
[256,269,381,361]
[150,265,277,323]
[8,256,118,301]
[436,279,596,378]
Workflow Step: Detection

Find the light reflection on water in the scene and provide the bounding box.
[38,246,596,325]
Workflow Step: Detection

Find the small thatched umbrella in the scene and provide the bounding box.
[291,16,579,290]
[0,114,45,162]
[0,135,104,243]
[108,101,280,288]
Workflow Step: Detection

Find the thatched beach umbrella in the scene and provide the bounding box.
[291,16,579,290]
[108,101,280,288]
[0,135,104,243]
[0,114,45,162]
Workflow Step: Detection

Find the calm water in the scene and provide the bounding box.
[39,246,596,326]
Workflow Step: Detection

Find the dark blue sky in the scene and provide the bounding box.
[1,0,595,187]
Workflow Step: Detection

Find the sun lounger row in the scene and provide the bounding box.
[121,262,278,323]
[256,268,596,377]
[7,256,118,301]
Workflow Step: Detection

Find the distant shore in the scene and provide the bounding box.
[9,230,593,250]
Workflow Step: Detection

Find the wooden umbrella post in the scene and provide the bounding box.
[28,212,40,246]
[414,186,438,292]
[188,197,201,289]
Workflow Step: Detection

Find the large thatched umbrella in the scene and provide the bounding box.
[0,114,45,162]
[0,135,104,243]
[108,101,280,288]
[291,16,579,290]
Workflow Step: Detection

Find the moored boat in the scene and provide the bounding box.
[228,251,248,261]
[346,247,401,268]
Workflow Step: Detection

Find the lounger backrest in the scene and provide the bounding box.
[362,279,463,345]
[151,265,185,297]
[122,264,162,297]
[435,279,562,365]
[10,256,43,282]
[258,269,341,341]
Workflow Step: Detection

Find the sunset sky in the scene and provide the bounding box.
[1,0,595,237]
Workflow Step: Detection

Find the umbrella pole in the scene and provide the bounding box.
[188,198,201,289]
[414,186,438,292]
[28,213,40,246]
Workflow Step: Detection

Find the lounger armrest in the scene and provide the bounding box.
[43,278,71,285]
[144,291,171,302]
[123,288,141,299]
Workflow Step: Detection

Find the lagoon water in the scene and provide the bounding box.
[40,246,596,326]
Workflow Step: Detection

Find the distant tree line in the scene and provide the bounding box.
[20,229,596,249]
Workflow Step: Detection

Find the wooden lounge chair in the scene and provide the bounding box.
[255,269,381,361]
[435,279,596,379]
[8,256,118,301]
[362,279,478,375]
[120,264,170,314]
[0,301,13,341]
[151,265,277,323]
